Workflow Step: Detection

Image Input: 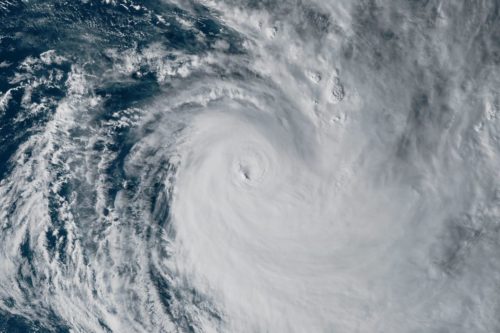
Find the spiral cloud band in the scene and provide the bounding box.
[1,0,500,332]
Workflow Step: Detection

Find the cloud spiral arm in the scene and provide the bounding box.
[0,0,499,332]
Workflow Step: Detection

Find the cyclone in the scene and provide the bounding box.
[1,0,500,332]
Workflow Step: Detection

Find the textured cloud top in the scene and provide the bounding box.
[0,0,499,332]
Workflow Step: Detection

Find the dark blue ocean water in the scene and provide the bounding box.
[0,1,240,331]
[2,0,500,332]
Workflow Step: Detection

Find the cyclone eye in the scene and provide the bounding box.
[239,164,251,180]
[232,147,268,186]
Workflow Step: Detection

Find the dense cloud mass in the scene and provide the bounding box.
[0,0,500,332]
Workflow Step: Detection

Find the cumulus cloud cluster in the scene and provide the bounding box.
[0,1,499,332]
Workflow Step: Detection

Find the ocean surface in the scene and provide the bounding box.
[0,0,500,332]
